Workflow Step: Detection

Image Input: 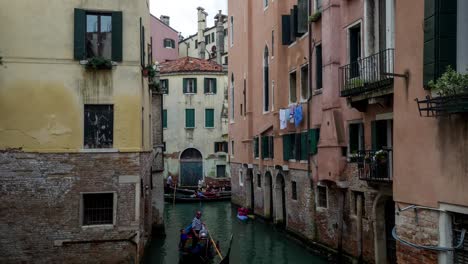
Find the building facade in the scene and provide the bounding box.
[150,14,179,63]
[229,0,398,263]
[160,57,230,187]
[0,0,160,263]
[179,7,229,66]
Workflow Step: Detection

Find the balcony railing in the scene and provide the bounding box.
[416,93,468,117]
[340,49,394,97]
[356,149,393,182]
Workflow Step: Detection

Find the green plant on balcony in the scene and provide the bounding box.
[142,64,157,78]
[428,66,468,96]
[373,150,388,164]
[309,11,322,23]
[85,56,113,70]
[345,78,364,89]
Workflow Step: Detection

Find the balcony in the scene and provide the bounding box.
[340,49,394,99]
[356,149,393,182]
[416,94,468,117]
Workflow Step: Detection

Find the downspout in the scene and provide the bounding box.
[357,193,363,263]
[307,0,317,241]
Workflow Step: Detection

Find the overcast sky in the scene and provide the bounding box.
[150,0,228,38]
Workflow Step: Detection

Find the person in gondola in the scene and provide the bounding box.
[166,174,173,189]
[179,228,188,250]
[191,211,203,248]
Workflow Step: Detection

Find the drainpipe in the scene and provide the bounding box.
[306,0,317,240]
[357,193,363,262]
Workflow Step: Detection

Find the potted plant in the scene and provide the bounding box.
[85,57,113,70]
[143,64,157,78]
[374,150,388,164]
[309,11,322,23]
[428,66,468,96]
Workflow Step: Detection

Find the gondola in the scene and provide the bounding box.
[165,186,231,197]
[164,193,231,203]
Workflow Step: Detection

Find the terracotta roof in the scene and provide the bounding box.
[159,57,223,74]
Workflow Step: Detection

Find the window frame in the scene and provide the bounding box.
[316,185,328,209]
[216,164,226,178]
[257,173,262,188]
[80,192,116,227]
[239,170,244,186]
[161,79,169,94]
[300,63,309,101]
[163,38,175,49]
[204,78,217,94]
[289,70,297,103]
[163,109,167,129]
[85,12,113,59]
[185,108,195,128]
[263,46,270,113]
[83,104,114,149]
[205,108,215,128]
[184,78,197,94]
[291,181,298,200]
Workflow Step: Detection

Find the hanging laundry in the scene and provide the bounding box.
[294,104,303,127]
[289,105,295,123]
[284,108,291,124]
[279,109,287,129]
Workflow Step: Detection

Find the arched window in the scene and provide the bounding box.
[263,46,270,112]
[230,74,235,121]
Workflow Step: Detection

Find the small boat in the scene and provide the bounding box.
[164,194,231,203]
[237,214,249,221]
[165,186,232,197]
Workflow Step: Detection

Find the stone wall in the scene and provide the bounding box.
[0,151,153,263]
[230,162,246,207]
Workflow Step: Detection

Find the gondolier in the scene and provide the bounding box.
[191,211,203,248]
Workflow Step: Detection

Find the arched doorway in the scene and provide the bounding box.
[274,173,286,226]
[245,169,254,210]
[264,172,273,219]
[180,148,203,187]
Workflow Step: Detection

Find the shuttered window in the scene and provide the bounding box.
[204,78,217,94]
[261,136,274,159]
[282,15,292,45]
[300,132,308,160]
[183,78,197,94]
[185,109,195,128]
[290,6,299,41]
[308,128,320,155]
[298,0,308,34]
[316,45,323,89]
[74,9,122,61]
[254,137,260,158]
[163,109,167,128]
[161,79,169,94]
[423,0,457,88]
[205,109,214,128]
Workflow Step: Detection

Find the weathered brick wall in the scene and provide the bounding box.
[0,151,152,263]
[252,165,265,215]
[395,205,438,264]
[230,162,246,207]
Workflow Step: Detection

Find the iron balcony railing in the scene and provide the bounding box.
[356,149,393,182]
[416,93,468,117]
[340,48,394,97]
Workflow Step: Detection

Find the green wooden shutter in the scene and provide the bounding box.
[163,110,167,128]
[261,136,268,159]
[292,5,300,38]
[186,109,195,128]
[183,78,188,93]
[254,137,259,158]
[204,78,208,93]
[316,45,323,89]
[282,15,291,45]
[308,129,318,155]
[74,9,86,60]
[301,132,308,160]
[193,78,198,93]
[423,0,457,88]
[205,109,214,128]
[112,11,123,62]
[282,134,291,161]
[371,121,377,150]
[213,79,217,94]
[298,0,308,34]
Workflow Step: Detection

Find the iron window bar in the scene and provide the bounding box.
[356,148,393,182]
[416,93,468,117]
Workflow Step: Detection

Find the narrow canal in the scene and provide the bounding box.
[144,201,327,264]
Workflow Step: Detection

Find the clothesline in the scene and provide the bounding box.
[279,103,303,130]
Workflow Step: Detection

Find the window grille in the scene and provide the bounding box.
[82,193,114,225]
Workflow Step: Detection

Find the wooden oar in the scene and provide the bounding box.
[203,225,223,260]
[173,184,177,205]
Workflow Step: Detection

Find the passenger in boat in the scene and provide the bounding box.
[179,228,188,250]
[191,211,203,248]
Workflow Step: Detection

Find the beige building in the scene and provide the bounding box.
[160,57,229,186]
[179,7,228,66]
[0,0,161,262]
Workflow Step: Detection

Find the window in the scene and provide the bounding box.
[316,45,323,89]
[253,137,260,158]
[264,0,269,8]
[289,71,297,103]
[211,32,215,43]
[272,30,275,57]
[231,141,235,156]
[292,181,297,200]
[309,128,320,155]
[163,109,167,128]
[224,28,228,37]
[185,109,195,128]
[239,171,244,186]
[230,16,234,46]
[161,79,169,94]
[205,35,210,44]
[315,0,323,12]
[261,135,274,159]
[82,193,114,226]
[85,13,112,59]
[352,191,365,217]
[257,173,262,188]
[217,165,226,178]
[317,185,327,208]
[263,46,270,112]
[163,38,175,48]
[214,141,228,153]
[195,41,198,49]
[230,74,235,121]
[205,109,214,128]
[349,25,361,78]
[243,79,247,116]
[84,105,113,149]
[224,56,229,65]
[204,78,217,94]
[301,64,309,100]
[349,123,364,159]
[183,78,197,94]
[163,142,166,152]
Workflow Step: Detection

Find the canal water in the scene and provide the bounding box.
[144,201,327,264]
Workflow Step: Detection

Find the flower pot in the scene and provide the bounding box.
[142,69,149,77]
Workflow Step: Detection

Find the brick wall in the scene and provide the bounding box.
[230,162,246,207]
[0,151,153,263]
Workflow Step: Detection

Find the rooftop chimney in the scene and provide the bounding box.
[215,10,226,64]
[160,15,170,26]
[197,7,208,59]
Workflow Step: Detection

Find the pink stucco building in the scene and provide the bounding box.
[150,14,179,63]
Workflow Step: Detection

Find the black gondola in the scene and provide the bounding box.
[164,194,231,203]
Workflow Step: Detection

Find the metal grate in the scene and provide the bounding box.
[416,94,468,117]
[83,193,114,226]
[357,149,393,182]
[454,214,468,264]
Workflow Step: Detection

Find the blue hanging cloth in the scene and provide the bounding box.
[294,105,303,127]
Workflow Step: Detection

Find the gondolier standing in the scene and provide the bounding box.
[191,211,203,248]
[166,174,173,188]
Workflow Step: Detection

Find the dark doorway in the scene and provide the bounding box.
[264,172,273,219]
[247,169,254,210]
[384,199,397,264]
[349,24,361,78]
[275,174,286,227]
[180,148,203,186]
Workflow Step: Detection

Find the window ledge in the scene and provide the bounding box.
[313,89,323,96]
[204,93,216,95]
[299,160,308,164]
[79,60,117,67]
[80,148,118,153]
[184,93,196,95]
[205,127,215,129]
[185,127,196,129]
[288,41,297,49]
[81,224,114,230]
